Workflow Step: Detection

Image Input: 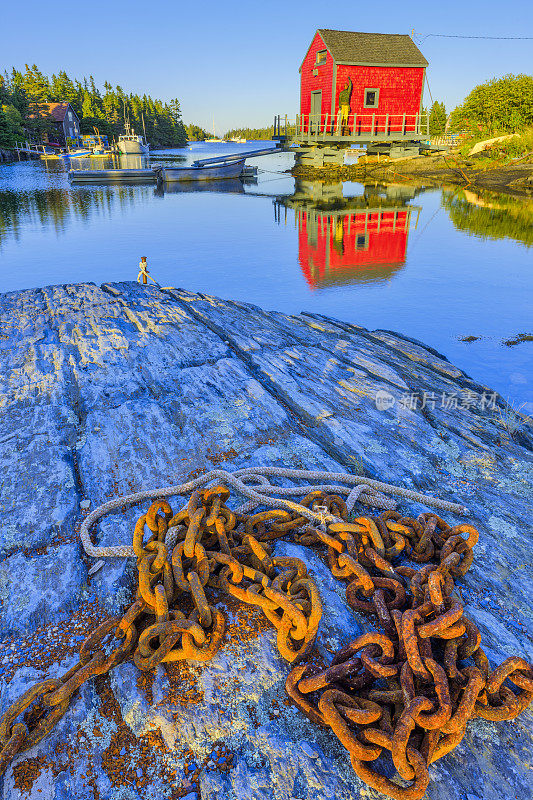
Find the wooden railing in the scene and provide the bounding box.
[14,141,52,157]
[430,133,467,147]
[273,112,430,140]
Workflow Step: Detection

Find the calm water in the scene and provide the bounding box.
[0,142,531,412]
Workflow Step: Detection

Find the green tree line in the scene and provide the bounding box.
[0,64,188,149]
[184,123,210,141]
[224,126,274,140]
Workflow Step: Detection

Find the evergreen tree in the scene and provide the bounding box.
[102,82,119,123]
[51,71,80,112]
[0,75,9,106]
[0,64,187,148]
[9,69,29,115]
[82,90,98,118]
[0,106,16,148]
[429,101,447,135]
[2,105,24,140]
[23,64,50,103]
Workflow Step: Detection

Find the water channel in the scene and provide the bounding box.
[0,141,531,412]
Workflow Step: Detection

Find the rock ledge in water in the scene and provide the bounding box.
[0,281,531,800]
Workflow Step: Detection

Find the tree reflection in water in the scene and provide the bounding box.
[1,171,530,269]
[0,185,156,246]
[441,188,533,248]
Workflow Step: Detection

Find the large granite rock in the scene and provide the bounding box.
[0,281,531,800]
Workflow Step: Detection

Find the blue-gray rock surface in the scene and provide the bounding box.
[0,281,531,800]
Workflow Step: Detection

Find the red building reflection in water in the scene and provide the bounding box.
[276,182,421,287]
[299,207,417,286]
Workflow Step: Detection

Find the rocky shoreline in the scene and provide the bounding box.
[292,154,533,198]
[0,282,531,800]
[0,149,16,163]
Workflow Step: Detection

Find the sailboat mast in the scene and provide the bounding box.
[142,111,147,143]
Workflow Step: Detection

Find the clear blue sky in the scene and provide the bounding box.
[2,0,532,132]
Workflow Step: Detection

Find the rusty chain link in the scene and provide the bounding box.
[285,505,533,799]
[1,487,531,800]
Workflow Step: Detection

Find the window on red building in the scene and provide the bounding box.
[316,50,327,65]
[364,89,380,108]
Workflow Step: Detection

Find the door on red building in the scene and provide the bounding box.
[310,91,322,133]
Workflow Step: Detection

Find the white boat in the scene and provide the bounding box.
[117,120,149,155]
[204,118,225,144]
[229,137,247,143]
[60,149,92,158]
[158,159,246,182]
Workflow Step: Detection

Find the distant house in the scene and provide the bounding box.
[300,29,428,127]
[39,102,81,146]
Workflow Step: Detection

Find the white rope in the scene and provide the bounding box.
[80,467,469,559]
[233,482,387,517]
[345,484,367,512]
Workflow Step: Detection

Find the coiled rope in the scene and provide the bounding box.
[80,468,469,559]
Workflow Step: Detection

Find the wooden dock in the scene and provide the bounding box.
[193,146,285,167]
[13,141,46,159]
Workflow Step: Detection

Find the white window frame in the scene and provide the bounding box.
[364,88,380,109]
[356,233,369,250]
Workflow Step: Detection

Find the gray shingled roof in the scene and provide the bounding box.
[317,29,428,66]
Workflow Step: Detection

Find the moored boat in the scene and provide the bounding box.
[68,168,157,183]
[117,120,149,155]
[66,149,93,157]
[158,159,246,182]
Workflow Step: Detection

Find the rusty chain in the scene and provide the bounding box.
[1,487,531,800]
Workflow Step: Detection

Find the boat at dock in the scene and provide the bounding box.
[158,159,246,182]
[65,149,93,158]
[117,120,149,155]
[69,168,157,183]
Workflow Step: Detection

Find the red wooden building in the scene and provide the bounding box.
[300,29,427,132]
[273,29,428,146]
[300,29,427,123]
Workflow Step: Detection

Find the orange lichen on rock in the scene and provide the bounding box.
[158,661,205,707]
[222,597,272,653]
[1,596,109,685]
[97,675,181,795]
[12,756,47,795]
[136,666,156,705]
